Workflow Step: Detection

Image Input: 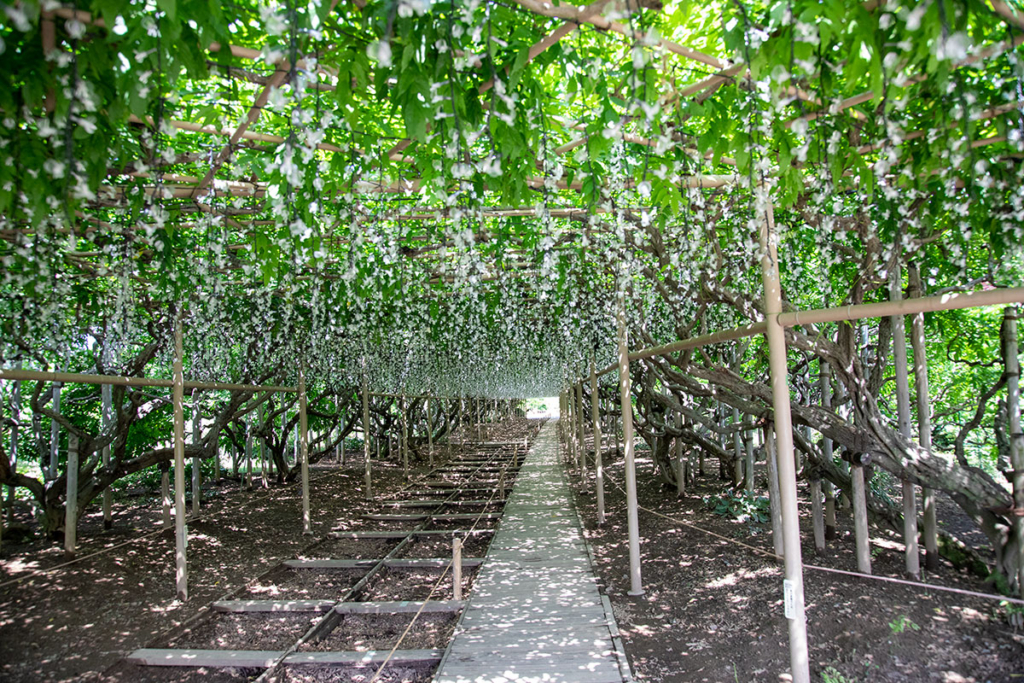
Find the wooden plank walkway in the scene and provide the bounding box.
[434,421,630,683]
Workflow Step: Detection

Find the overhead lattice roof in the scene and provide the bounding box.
[2,0,1023,395]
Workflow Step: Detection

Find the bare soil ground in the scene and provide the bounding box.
[0,418,536,683]
[0,457,432,683]
[571,445,1024,683]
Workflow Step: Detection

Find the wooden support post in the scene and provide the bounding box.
[810,474,825,556]
[765,423,785,558]
[591,359,605,525]
[6,367,19,527]
[759,194,810,683]
[851,457,872,575]
[675,410,686,498]
[744,423,755,494]
[191,393,201,516]
[1002,306,1024,597]
[616,286,644,597]
[49,381,61,481]
[446,398,453,457]
[890,263,920,579]
[453,535,463,601]
[909,266,938,569]
[820,361,837,541]
[101,384,112,529]
[299,362,311,535]
[259,405,268,488]
[161,463,171,529]
[245,419,253,490]
[427,396,434,467]
[362,368,372,501]
[172,314,188,601]
[339,412,346,466]
[401,393,409,482]
[732,407,744,488]
[212,430,221,481]
[65,434,78,559]
[576,381,586,476]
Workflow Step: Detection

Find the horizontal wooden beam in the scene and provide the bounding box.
[0,368,298,393]
[596,286,1024,378]
[284,649,443,666]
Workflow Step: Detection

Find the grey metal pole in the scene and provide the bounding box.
[759,195,809,683]
[616,286,644,597]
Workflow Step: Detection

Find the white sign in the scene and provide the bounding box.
[783,579,795,620]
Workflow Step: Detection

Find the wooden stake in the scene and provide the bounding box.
[65,435,79,559]
[616,285,644,597]
[299,362,311,535]
[172,314,188,601]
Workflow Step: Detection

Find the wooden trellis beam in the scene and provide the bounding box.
[511,0,724,69]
